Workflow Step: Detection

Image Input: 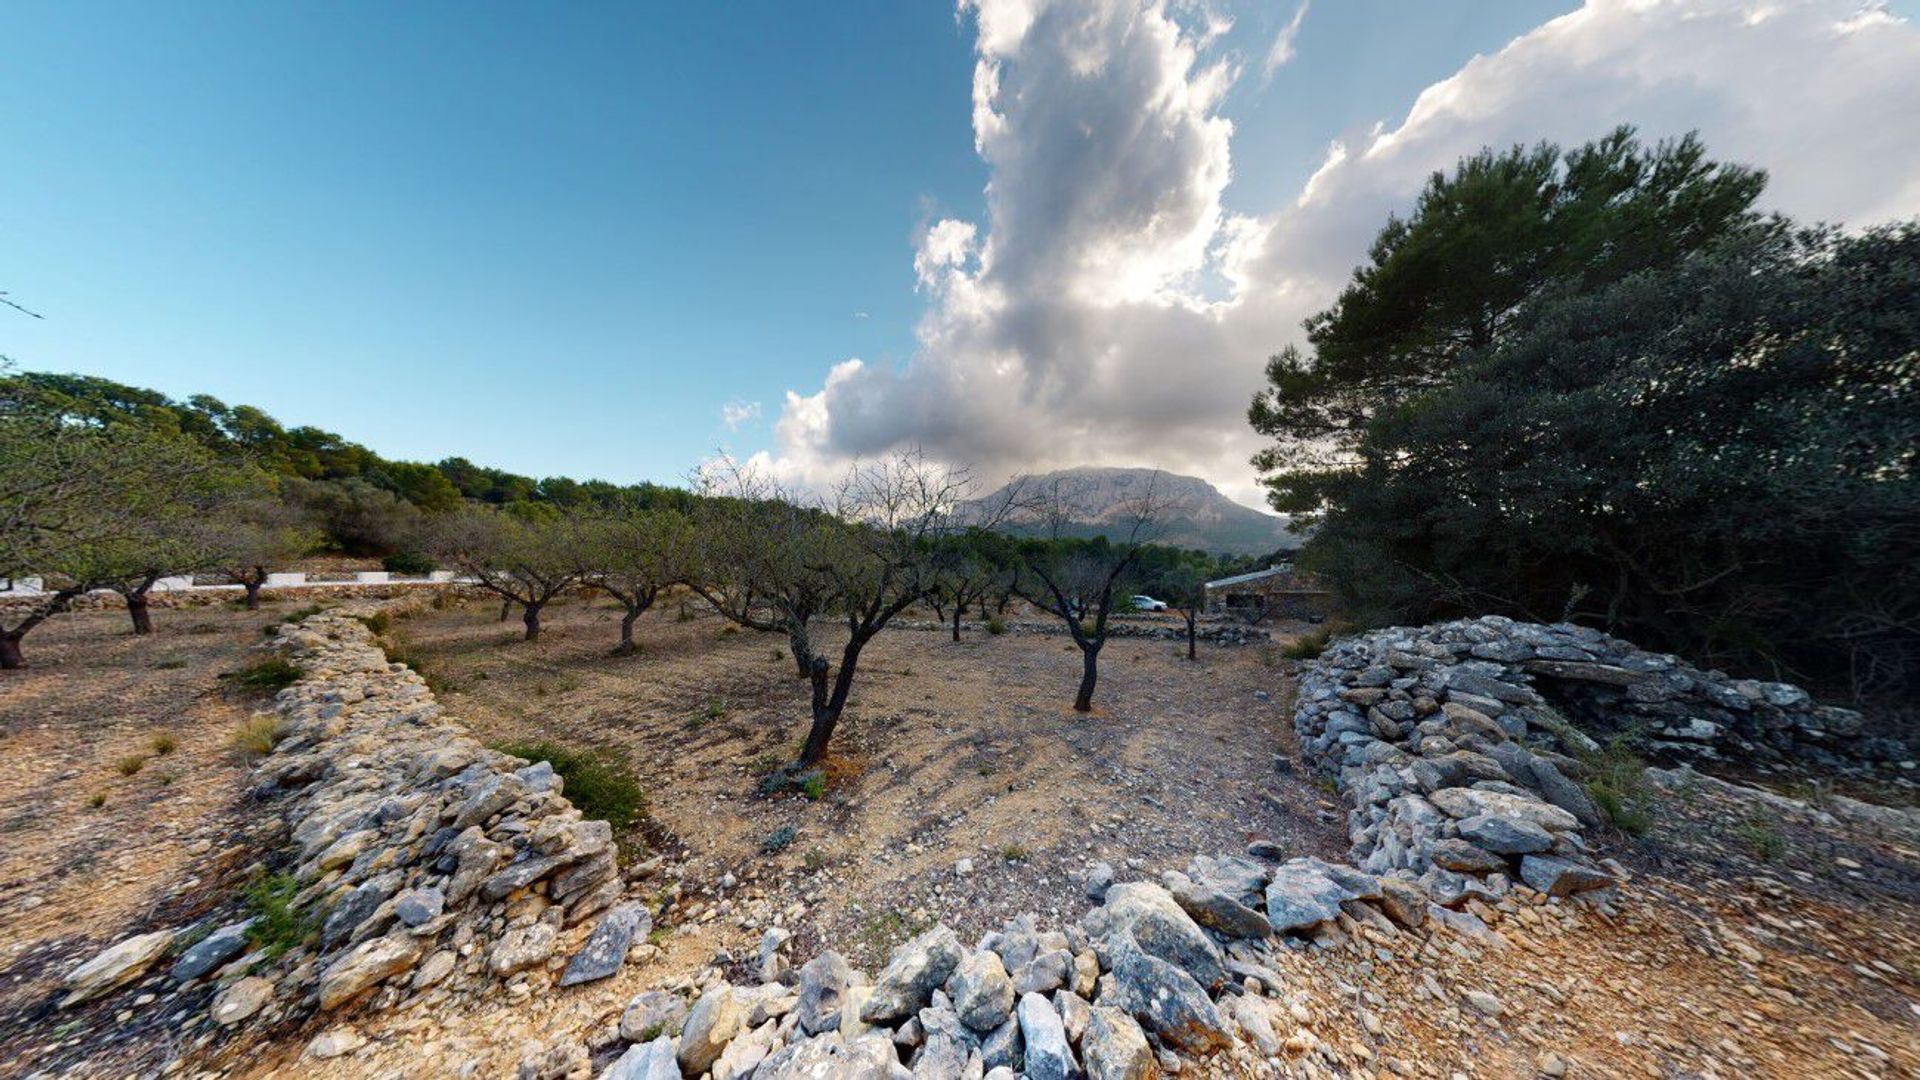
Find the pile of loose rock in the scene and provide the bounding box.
[583,847,1439,1080]
[1292,615,1888,908]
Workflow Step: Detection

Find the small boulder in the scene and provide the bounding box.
[211,975,274,1025]
[393,887,446,928]
[1017,991,1076,1080]
[172,921,252,983]
[489,922,558,977]
[794,951,855,1035]
[1518,855,1614,897]
[1082,1005,1155,1080]
[619,989,689,1042]
[1429,838,1509,874]
[317,933,423,1010]
[559,903,650,987]
[677,982,743,1076]
[949,950,1015,1033]
[859,924,963,1024]
[601,1035,679,1080]
[62,929,176,1007]
[1456,813,1554,855]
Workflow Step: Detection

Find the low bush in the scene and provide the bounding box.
[1581,739,1656,835]
[114,754,148,777]
[278,604,324,625]
[242,872,313,960]
[227,657,302,693]
[761,824,798,853]
[1732,815,1788,861]
[150,733,178,756]
[492,740,646,832]
[985,615,1007,636]
[381,551,436,575]
[354,610,392,636]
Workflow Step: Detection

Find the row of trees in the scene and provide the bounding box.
[1249,126,1918,700]
[0,381,321,666]
[420,458,1208,766]
[5,371,696,555]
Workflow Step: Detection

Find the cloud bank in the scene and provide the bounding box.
[765,0,1920,507]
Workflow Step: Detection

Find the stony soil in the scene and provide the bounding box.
[0,594,1915,1078]
[0,603,304,1076]
[388,594,1347,969]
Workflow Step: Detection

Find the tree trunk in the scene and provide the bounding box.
[951,604,963,643]
[1186,611,1197,661]
[1073,640,1101,712]
[0,632,22,670]
[801,635,869,766]
[787,621,815,679]
[500,598,514,622]
[522,602,543,641]
[127,593,154,636]
[616,607,640,655]
[244,579,263,611]
[800,657,833,765]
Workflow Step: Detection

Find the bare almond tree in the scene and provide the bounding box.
[206,498,323,610]
[1008,471,1175,712]
[795,451,979,765]
[687,462,841,678]
[577,505,694,655]
[426,509,585,641]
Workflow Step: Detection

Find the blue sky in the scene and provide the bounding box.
[5,1,1917,503]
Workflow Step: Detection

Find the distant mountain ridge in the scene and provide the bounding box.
[964,466,1300,556]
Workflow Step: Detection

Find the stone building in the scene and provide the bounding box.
[1203,563,1331,620]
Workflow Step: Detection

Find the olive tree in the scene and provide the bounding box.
[930,530,1015,642]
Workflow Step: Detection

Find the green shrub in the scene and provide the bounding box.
[493,740,645,832]
[761,824,798,853]
[354,611,392,636]
[798,771,827,800]
[242,872,313,960]
[278,604,324,625]
[1581,740,1656,835]
[382,551,436,575]
[87,791,106,809]
[150,733,178,756]
[114,754,149,777]
[227,657,302,693]
[985,615,1007,636]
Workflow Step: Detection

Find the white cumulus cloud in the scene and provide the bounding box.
[721,400,762,431]
[766,0,1920,507]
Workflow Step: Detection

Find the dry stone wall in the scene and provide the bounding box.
[1292,615,1896,909]
[250,605,632,1012]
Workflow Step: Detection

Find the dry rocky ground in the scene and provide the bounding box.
[0,592,1915,1078]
